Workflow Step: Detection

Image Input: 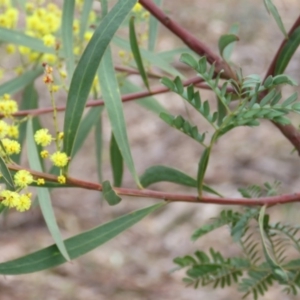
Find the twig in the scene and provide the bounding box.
[10,76,203,117]
[264,15,300,155]
[140,0,300,154]
[139,0,236,80]
[115,65,162,78]
[8,164,300,206]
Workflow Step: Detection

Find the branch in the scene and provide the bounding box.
[11,76,203,117]
[140,1,300,154]
[263,15,300,155]
[139,0,236,80]
[8,164,300,206]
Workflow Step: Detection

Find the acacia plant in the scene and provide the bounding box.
[0,0,300,299]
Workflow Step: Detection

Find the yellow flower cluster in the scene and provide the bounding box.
[1,190,31,212]
[34,127,69,183]
[0,93,18,117]
[0,6,19,29]
[0,169,46,212]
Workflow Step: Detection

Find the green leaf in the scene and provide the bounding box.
[79,0,94,42]
[0,68,43,96]
[102,180,122,205]
[61,0,75,79]
[148,0,162,51]
[275,26,300,75]
[63,0,137,160]
[222,24,239,61]
[198,57,207,74]
[0,202,165,274]
[0,156,15,191]
[12,83,40,165]
[120,79,167,115]
[140,165,222,196]
[140,165,196,188]
[160,77,176,91]
[197,148,210,196]
[27,119,70,262]
[263,0,287,37]
[129,16,150,90]
[0,28,54,53]
[110,133,123,187]
[95,115,103,184]
[218,34,239,58]
[158,47,196,63]
[99,47,140,187]
[258,205,288,281]
[73,107,103,157]
[113,36,183,77]
[180,53,198,69]
[272,74,297,86]
[260,89,277,106]
[282,92,298,107]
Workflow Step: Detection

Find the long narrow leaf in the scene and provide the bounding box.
[148,0,162,51]
[0,68,43,96]
[73,107,103,157]
[263,0,287,37]
[61,0,75,79]
[120,79,167,115]
[113,36,183,77]
[99,47,140,186]
[79,0,94,42]
[0,202,165,274]
[27,119,70,261]
[140,165,221,196]
[95,115,103,184]
[0,156,15,190]
[12,83,41,165]
[197,148,210,196]
[110,133,123,187]
[0,28,54,53]
[63,0,137,160]
[129,16,150,90]
[275,26,300,75]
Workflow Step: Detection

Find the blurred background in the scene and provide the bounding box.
[1,0,300,299]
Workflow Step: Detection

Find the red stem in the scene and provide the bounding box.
[8,164,300,206]
[140,0,300,154]
[264,15,300,154]
[12,76,203,117]
[139,0,236,80]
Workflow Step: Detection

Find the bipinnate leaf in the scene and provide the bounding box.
[27,119,70,262]
[0,202,165,274]
[63,0,137,160]
[102,180,122,206]
[129,16,150,90]
[218,34,239,59]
